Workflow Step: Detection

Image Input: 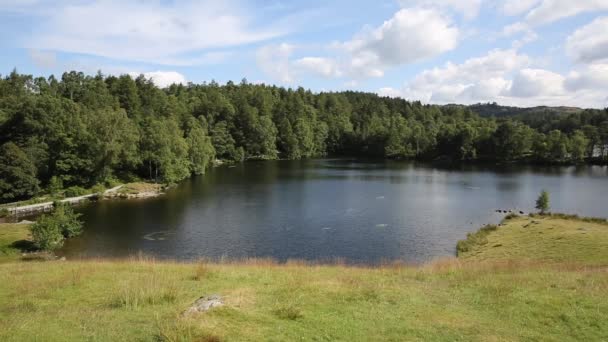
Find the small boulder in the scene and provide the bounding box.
[184,295,223,315]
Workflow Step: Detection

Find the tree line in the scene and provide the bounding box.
[1,70,607,203]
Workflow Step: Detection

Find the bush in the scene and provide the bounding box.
[30,204,83,251]
[30,215,64,251]
[47,176,63,196]
[0,208,9,218]
[91,184,106,195]
[52,202,83,238]
[64,186,88,197]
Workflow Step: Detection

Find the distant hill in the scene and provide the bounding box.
[460,103,584,118]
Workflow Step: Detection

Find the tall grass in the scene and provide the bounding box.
[456,224,498,255]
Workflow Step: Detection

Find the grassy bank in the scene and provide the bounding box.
[0,216,607,341]
[458,214,608,265]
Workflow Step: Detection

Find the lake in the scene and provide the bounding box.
[59,159,608,264]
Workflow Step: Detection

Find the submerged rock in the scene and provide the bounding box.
[184,295,223,315]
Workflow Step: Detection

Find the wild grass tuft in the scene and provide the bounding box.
[456,224,498,255]
[113,279,178,309]
[273,304,303,320]
[155,316,222,342]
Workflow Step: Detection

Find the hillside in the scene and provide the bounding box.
[463,103,584,118]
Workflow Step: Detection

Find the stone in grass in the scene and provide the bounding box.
[184,295,223,315]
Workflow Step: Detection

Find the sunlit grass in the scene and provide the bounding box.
[459,214,608,265]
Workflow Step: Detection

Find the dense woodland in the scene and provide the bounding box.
[1,70,607,203]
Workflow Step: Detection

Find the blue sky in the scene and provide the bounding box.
[1,0,608,108]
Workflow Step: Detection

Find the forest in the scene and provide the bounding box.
[1,70,607,203]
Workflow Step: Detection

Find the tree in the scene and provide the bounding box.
[185,117,216,174]
[535,190,550,214]
[0,142,40,203]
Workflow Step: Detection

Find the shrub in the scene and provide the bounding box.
[274,304,303,320]
[47,176,63,196]
[29,204,83,251]
[64,186,89,197]
[91,184,106,195]
[52,202,83,238]
[0,208,9,218]
[30,215,64,251]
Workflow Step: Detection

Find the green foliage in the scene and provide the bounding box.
[47,176,63,196]
[91,184,106,195]
[30,203,83,250]
[0,142,40,203]
[30,215,64,251]
[535,190,550,214]
[64,186,88,197]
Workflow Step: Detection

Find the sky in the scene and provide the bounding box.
[1,0,608,108]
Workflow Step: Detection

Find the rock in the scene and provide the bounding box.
[17,220,35,225]
[59,257,66,261]
[184,295,223,315]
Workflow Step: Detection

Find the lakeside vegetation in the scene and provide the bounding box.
[0,213,607,341]
[1,70,608,203]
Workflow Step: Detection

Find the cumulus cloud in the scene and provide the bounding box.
[342,8,458,75]
[22,0,284,65]
[508,68,565,97]
[566,17,608,64]
[399,0,482,20]
[128,71,187,88]
[378,49,608,108]
[565,64,608,90]
[258,8,459,83]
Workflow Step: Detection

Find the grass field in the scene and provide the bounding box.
[458,214,608,265]
[0,216,607,341]
[0,223,31,262]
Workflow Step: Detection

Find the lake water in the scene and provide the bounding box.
[59,159,608,264]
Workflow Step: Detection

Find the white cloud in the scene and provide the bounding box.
[23,0,284,65]
[501,22,538,48]
[293,57,342,78]
[257,8,458,83]
[128,71,187,88]
[565,64,608,90]
[508,68,565,97]
[383,49,527,103]
[378,49,608,108]
[256,43,295,84]
[524,0,608,25]
[566,17,608,64]
[343,8,458,72]
[399,0,482,20]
